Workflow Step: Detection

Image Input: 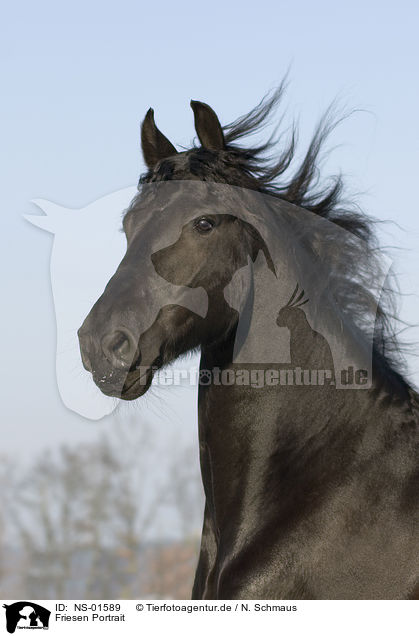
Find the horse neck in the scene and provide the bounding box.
[197,321,412,538]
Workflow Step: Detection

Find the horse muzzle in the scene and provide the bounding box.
[78,324,161,400]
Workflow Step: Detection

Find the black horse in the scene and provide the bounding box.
[78,86,419,599]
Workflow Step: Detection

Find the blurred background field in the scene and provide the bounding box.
[0,418,203,599]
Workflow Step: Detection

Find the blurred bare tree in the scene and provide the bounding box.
[2,418,203,599]
[0,455,23,598]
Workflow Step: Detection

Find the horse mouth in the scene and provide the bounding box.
[93,359,159,400]
[120,367,154,400]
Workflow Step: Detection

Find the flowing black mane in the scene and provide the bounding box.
[138,83,408,384]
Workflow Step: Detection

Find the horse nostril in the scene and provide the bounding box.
[102,329,137,369]
[112,332,130,356]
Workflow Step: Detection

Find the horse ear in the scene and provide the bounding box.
[141,108,177,169]
[190,100,225,151]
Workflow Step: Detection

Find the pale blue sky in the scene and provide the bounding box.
[2,0,419,460]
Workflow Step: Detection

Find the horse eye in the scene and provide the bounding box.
[194,217,214,233]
